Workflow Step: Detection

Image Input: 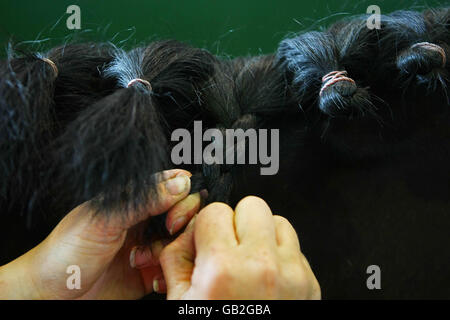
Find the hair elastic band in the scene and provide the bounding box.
[411,42,446,68]
[320,71,355,96]
[41,58,58,77]
[127,78,152,90]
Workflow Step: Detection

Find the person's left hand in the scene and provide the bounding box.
[0,169,200,299]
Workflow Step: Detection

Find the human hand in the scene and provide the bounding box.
[160,196,321,300]
[0,169,201,299]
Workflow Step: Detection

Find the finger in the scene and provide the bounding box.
[151,239,169,263]
[146,169,192,216]
[195,202,238,254]
[128,169,192,226]
[130,239,170,269]
[160,216,197,300]
[234,196,276,246]
[300,252,321,300]
[130,246,152,269]
[271,216,320,298]
[153,274,167,294]
[166,193,201,235]
[139,264,164,295]
[273,215,301,252]
[159,169,192,181]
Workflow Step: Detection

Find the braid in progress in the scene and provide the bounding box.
[0,7,448,256]
[277,8,449,160]
[186,55,295,204]
[377,9,449,97]
[49,41,215,220]
[0,43,116,222]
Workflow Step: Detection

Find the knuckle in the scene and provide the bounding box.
[236,195,267,210]
[274,215,298,237]
[199,202,233,218]
[273,215,290,225]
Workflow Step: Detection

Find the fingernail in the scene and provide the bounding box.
[130,246,154,268]
[161,169,191,181]
[129,247,137,268]
[170,216,187,235]
[153,277,166,293]
[176,171,192,178]
[166,175,190,195]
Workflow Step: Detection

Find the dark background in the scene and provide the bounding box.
[0,0,446,57]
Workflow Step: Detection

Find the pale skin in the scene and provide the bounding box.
[0,169,320,300]
[0,169,197,299]
[159,196,321,300]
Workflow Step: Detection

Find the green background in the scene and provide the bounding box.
[0,0,447,57]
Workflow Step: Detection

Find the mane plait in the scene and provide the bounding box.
[50,41,216,223]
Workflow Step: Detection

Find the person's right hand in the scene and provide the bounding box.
[159,196,321,300]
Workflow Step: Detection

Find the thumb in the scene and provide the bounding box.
[160,216,196,299]
[115,169,193,229]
